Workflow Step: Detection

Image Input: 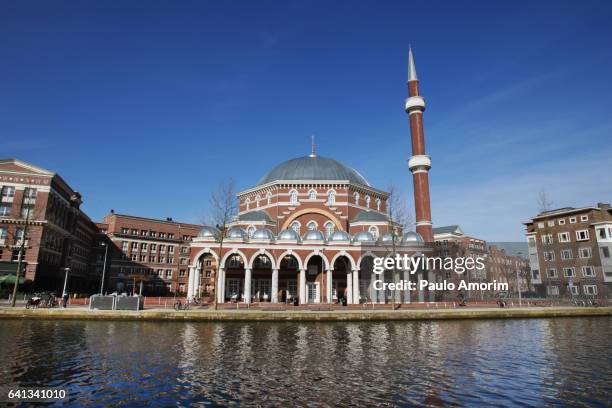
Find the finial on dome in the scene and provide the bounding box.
[309,135,316,157]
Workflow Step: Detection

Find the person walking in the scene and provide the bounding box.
[62,293,69,308]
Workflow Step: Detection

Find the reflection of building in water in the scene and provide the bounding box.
[189,50,436,305]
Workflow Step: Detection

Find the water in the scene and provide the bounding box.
[0,318,610,407]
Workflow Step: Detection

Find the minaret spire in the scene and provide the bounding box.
[408,46,418,82]
[309,135,316,157]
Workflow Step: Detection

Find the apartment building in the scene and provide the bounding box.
[99,212,202,295]
[524,203,612,298]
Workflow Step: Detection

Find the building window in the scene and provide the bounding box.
[569,217,577,224]
[290,221,300,235]
[561,249,572,260]
[168,246,174,254]
[547,268,557,278]
[569,285,579,295]
[369,226,379,239]
[205,259,212,267]
[532,270,540,280]
[584,285,597,295]
[576,230,589,241]
[121,241,128,251]
[547,285,559,296]
[601,247,611,258]
[228,255,242,268]
[308,189,317,200]
[324,221,335,238]
[582,266,594,277]
[558,219,565,225]
[327,190,336,205]
[354,192,360,205]
[580,215,589,222]
[537,222,544,229]
[166,270,172,278]
[307,221,318,231]
[289,190,298,205]
[255,194,261,207]
[247,225,256,238]
[245,198,250,211]
[267,192,272,205]
[179,269,186,277]
[365,195,371,208]
[547,220,554,227]
[543,251,555,261]
[376,198,381,211]
[558,232,570,243]
[121,228,129,234]
[563,267,575,277]
[1,186,15,201]
[541,234,553,244]
[0,204,11,216]
[578,247,592,258]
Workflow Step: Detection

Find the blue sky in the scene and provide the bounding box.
[1,0,611,241]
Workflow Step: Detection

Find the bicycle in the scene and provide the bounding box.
[174,300,190,311]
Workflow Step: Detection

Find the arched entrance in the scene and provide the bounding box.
[279,254,300,303]
[332,256,351,304]
[251,254,273,302]
[305,255,325,304]
[224,253,246,302]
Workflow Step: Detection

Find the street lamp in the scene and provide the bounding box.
[62,267,70,297]
[100,242,109,295]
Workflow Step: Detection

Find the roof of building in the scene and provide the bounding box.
[238,210,275,223]
[257,155,369,186]
[351,210,388,223]
[432,225,463,235]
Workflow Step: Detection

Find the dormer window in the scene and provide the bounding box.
[290,221,301,235]
[255,194,261,208]
[267,192,272,205]
[324,221,335,238]
[308,189,317,200]
[327,190,336,205]
[307,221,318,231]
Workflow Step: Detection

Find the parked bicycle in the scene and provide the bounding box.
[174,300,190,311]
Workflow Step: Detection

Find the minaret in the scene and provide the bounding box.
[405,47,433,242]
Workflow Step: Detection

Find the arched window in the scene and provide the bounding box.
[267,192,272,205]
[324,221,335,238]
[354,192,360,205]
[376,198,381,211]
[307,221,318,231]
[247,225,256,239]
[245,198,250,211]
[369,226,379,239]
[365,195,371,208]
[289,189,298,205]
[308,189,317,200]
[290,221,301,235]
[327,190,336,205]
[255,194,261,208]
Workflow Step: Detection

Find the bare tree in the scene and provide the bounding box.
[206,179,238,310]
[537,189,553,213]
[387,185,414,232]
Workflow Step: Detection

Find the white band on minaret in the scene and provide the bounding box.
[405,96,426,112]
[408,155,431,171]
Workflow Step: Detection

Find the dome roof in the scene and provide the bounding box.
[378,232,399,244]
[402,231,423,243]
[251,228,275,241]
[197,225,219,240]
[329,230,351,241]
[238,210,274,223]
[257,155,369,186]
[303,229,325,241]
[226,227,247,240]
[277,229,300,241]
[352,210,388,223]
[353,231,375,242]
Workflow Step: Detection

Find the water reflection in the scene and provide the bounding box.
[0,318,610,406]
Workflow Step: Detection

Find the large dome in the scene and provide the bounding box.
[257,155,369,186]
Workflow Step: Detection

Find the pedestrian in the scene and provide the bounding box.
[62,293,69,308]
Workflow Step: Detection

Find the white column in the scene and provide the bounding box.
[403,269,411,303]
[417,270,425,303]
[299,268,306,304]
[352,268,360,304]
[217,267,225,303]
[194,268,202,298]
[271,268,279,303]
[346,270,353,304]
[187,267,195,300]
[326,269,332,303]
[244,268,252,304]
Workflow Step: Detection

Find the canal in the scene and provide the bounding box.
[0,317,610,406]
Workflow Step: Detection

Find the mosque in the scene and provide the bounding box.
[187,49,434,305]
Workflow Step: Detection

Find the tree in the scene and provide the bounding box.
[206,179,238,310]
[537,190,553,213]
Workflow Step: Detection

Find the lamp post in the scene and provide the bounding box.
[99,243,109,295]
[62,267,70,297]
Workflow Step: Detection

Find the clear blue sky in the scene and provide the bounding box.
[2,1,611,241]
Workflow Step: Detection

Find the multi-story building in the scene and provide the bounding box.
[0,158,103,294]
[524,203,612,298]
[432,225,529,299]
[99,212,202,295]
